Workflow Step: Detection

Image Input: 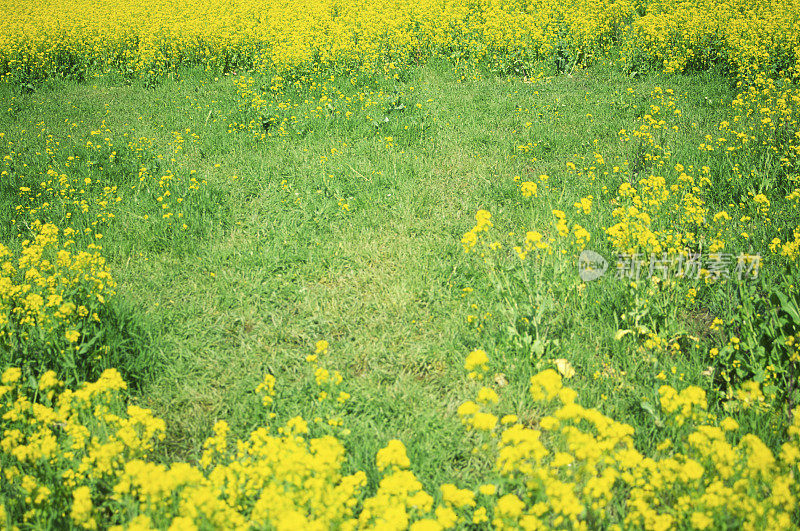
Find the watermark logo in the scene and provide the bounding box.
[578,251,761,282]
[578,250,609,281]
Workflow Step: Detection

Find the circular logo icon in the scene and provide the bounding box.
[578,250,608,282]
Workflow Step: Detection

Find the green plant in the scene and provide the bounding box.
[0,222,134,388]
[714,266,800,414]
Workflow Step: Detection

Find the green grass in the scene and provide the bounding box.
[0,58,794,493]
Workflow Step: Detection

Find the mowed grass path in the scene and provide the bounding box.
[0,62,735,488]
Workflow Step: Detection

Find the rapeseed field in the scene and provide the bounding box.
[1,0,799,528]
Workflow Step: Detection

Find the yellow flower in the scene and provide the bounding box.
[314,340,329,354]
[530,370,563,401]
[1,367,21,385]
[23,293,44,312]
[496,494,524,517]
[37,371,60,391]
[285,416,309,435]
[691,512,713,529]
[500,415,518,425]
[574,196,592,214]
[521,181,538,197]
[58,302,76,316]
[525,231,542,246]
[474,210,492,231]
[65,330,81,343]
[471,412,498,431]
[440,484,476,507]
[478,484,497,496]
[410,519,443,531]
[457,401,480,418]
[376,439,410,471]
[461,230,478,252]
[70,486,96,529]
[476,386,499,404]
[465,349,489,371]
[473,507,489,524]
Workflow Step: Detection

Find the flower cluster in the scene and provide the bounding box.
[3,346,799,529]
[7,122,210,251]
[0,0,637,82]
[0,367,367,529]
[0,221,116,384]
[455,356,800,530]
[461,210,493,253]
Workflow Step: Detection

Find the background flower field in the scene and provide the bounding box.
[1,0,799,528]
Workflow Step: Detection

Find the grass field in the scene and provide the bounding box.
[1,0,800,529]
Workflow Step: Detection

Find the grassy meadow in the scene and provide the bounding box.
[1,0,800,528]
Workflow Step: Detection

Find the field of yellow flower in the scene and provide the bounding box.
[1,0,799,528]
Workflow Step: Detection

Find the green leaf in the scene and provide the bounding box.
[640,400,663,428]
[532,339,546,357]
[776,291,800,324]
